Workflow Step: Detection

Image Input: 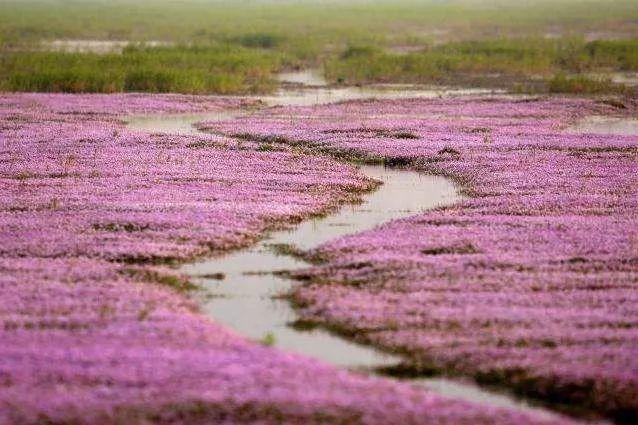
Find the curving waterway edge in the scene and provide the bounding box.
[126,105,590,423]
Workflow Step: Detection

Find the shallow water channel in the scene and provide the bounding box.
[125,82,595,423]
[180,165,460,368]
[567,115,638,135]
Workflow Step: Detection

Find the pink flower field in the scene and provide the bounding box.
[0,93,569,424]
[204,97,638,422]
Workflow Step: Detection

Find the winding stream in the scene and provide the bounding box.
[180,165,460,369]
[125,80,588,423]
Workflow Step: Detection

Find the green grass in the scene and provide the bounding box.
[584,39,638,70]
[259,332,277,346]
[2,1,638,46]
[1,1,638,94]
[324,38,638,93]
[0,45,280,94]
[547,73,627,94]
[2,38,636,95]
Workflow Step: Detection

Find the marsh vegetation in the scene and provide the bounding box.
[3,2,638,423]
[1,0,638,94]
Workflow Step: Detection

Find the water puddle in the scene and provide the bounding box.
[125,96,584,423]
[41,39,171,54]
[609,72,638,86]
[586,72,638,87]
[277,69,328,87]
[266,69,504,106]
[567,115,638,135]
[386,45,426,55]
[259,85,504,107]
[126,111,245,136]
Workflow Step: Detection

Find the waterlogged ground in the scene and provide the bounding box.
[0,93,565,424]
[204,97,638,423]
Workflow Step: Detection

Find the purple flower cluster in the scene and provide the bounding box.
[2,92,253,115]
[205,97,638,420]
[0,94,553,423]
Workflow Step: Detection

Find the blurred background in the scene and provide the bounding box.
[1,0,637,95]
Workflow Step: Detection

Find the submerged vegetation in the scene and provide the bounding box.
[1,0,638,94]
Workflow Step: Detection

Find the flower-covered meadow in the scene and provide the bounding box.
[0,93,564,423]
[205,96,638,422]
